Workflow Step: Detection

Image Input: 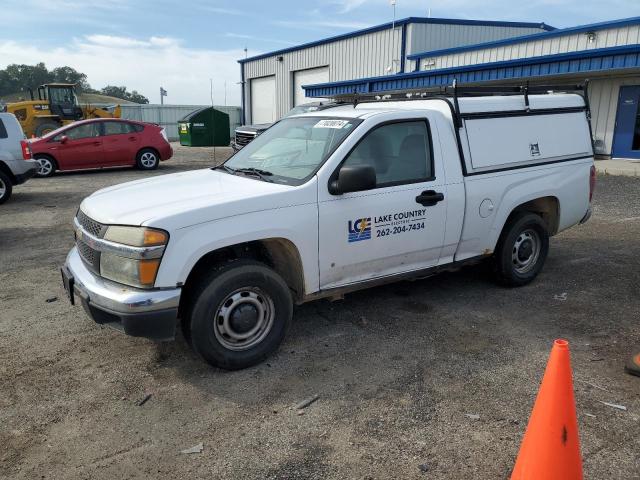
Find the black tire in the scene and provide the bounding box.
[34,122,60,137]
[189,259,293,370]
[0,170,13,204]
[136,148,159,170]
[492,212,549,287]
[34,155,57,178]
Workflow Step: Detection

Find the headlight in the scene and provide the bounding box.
[99,226,168,288]
[104,226,168,247]
[100,253,161,288]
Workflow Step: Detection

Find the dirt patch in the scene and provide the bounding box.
[1,148,639,479]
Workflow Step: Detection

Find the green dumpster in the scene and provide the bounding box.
[178,107,230,147]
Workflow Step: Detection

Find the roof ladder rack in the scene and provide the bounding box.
[329,80,590,128]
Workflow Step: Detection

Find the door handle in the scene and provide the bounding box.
[415,190,444,207]
[93,141,102,146]
[128,137,137,141]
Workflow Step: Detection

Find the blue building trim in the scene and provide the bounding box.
[238,17,552,64]
[400,23,407,73]
[304,44,640,97]
[407,16,640,61]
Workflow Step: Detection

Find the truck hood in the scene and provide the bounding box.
[80,169,309,230]
[236,123,272,134]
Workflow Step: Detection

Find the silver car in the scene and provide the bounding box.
[0,113,38,204]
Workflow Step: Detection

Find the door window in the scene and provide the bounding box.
[103,121,134,136]
[342,121,433,187]
[56,123,100,141]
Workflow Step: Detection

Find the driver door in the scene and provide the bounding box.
[53,122,104,170]
[318,118,447,289]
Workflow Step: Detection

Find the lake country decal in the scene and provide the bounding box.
[347,209,427,242]
[348,218,372,242]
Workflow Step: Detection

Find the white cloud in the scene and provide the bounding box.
[223,33,295,46]
[273,19,370,31]
[0,36,246,106]
[331,0,369,13]
[200,6,244,15]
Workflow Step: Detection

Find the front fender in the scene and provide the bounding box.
[154,203,319,294]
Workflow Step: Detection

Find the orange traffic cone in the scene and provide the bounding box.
[511,339,583,480]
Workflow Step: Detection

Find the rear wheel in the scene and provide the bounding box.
[188,259,293,370]
[136,148,159,170]
[34,122,60,137]
[0,171,13,204]
[35,155,56,177]
[492,212,549,287]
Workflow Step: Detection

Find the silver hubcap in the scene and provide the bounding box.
[213,288,275,351]
[37,158,53,176]
[512,228,541,274]
[0,178,5,198]
[140,152,157,168]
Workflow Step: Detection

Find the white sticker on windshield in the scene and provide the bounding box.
[314,119,349,129]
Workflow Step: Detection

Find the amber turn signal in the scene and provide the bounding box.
[138,259,161,286]
[143,229,169,246]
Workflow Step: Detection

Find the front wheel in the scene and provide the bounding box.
[492,212,549,287]
[189,259,293,370]
[0,170,13,204]
[136,148,159,170]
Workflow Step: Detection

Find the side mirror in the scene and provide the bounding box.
[60,135,69,144]
[330,164,376,195]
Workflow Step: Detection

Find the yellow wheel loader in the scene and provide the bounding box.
[5,83,121,137]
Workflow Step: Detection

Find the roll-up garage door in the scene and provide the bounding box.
[293,67,329,107]
[250,75,276,124]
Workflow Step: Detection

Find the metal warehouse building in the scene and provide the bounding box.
[239,17,552,125]
[303,16,640,161]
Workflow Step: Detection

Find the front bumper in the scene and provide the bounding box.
[13,162,38,185]
[62,247,181,341]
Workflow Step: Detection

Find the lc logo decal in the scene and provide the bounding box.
[348,217,371,242]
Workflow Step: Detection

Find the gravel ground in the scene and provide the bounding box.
[1,145,639,479]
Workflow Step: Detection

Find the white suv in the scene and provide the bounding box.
[0,113,37,204]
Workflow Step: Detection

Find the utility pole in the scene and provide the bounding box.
[388,0,398,74]
[210,78,216,163]
[390,0,396,29]
[159,86,167,132]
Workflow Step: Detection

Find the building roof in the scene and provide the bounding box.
[407,16,640,61]
[303,44,640,98]
[238,17,554,64]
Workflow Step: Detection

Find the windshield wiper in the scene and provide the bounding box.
[214,164,237,174]
[233,167,274,182]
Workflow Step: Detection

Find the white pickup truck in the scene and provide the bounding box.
[62,87,595,369]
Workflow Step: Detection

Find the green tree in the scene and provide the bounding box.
[127,90,149,104]
[50,66,92,92]
[101,85,149,104]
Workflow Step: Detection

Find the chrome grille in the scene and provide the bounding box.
[77,210,105,238]
[77,239,97,265]
[235,131,257,148]
[75,210,103,273]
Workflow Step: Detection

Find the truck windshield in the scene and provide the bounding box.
[223,117,359,185]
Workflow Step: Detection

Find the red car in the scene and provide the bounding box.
[30,118,173,177]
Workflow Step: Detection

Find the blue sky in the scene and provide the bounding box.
[2,0,639,105]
